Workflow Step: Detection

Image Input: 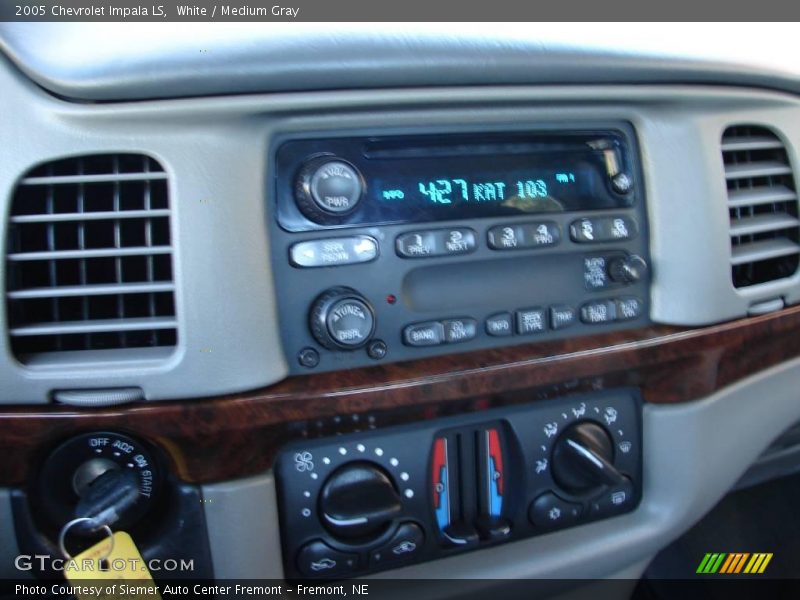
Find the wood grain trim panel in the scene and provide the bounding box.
[2,306,800,486]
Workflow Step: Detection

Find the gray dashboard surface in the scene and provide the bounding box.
[2,24,800,101]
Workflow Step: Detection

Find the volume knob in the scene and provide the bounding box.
[295,156,365,223]
[310,287,376,350]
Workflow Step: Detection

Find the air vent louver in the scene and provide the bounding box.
[5,154,177,360]
[723,126,800,288]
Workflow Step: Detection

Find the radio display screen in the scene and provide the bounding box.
[276,132,637,230]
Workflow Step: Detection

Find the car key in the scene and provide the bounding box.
[71,468,141,535]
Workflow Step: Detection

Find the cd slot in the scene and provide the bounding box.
[363,134,607,160]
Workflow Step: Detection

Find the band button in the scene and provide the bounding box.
[403,322,445,346]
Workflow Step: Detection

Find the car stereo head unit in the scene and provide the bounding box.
[276,132,635,231]
[270,126,650,374]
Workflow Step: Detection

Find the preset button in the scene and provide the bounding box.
[570,216,638,243]
[396,228,476,258]
[487,222,560,250]
[396,231,438,257]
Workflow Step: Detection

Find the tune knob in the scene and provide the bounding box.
[607,254,647,284]
[551,421,625,494]
[295,155,365,223]
[309,287,376,351]
[319,462,402,540]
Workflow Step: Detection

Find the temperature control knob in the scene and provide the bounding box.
[310,287,376,350]
[607,254,648,284]
[551,421,625,494]
[319,462,402,540]
[295,156,365,223]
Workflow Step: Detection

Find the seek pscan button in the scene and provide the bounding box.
[290,236,378,267]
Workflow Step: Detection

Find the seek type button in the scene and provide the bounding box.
[403,322,445,347]
[516,308,547,335]
[443,318,477,344]
[370,522,425,567]
[290,236,378,268]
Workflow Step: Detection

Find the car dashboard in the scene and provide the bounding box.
[1,23,800,591]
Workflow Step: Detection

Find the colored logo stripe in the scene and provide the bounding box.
[744,553,773,574]
[697,552,773,574]
[719,553,749,574]
[697,553,726,574]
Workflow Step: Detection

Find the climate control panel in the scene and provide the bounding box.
[275,389,641,579]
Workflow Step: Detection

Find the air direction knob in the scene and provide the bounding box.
[551,421,625,494]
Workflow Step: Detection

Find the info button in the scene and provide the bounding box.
[486,312,513,337]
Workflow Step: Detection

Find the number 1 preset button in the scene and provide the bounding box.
[396,228,476,258]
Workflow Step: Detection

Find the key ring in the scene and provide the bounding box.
[58,517,114,561]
